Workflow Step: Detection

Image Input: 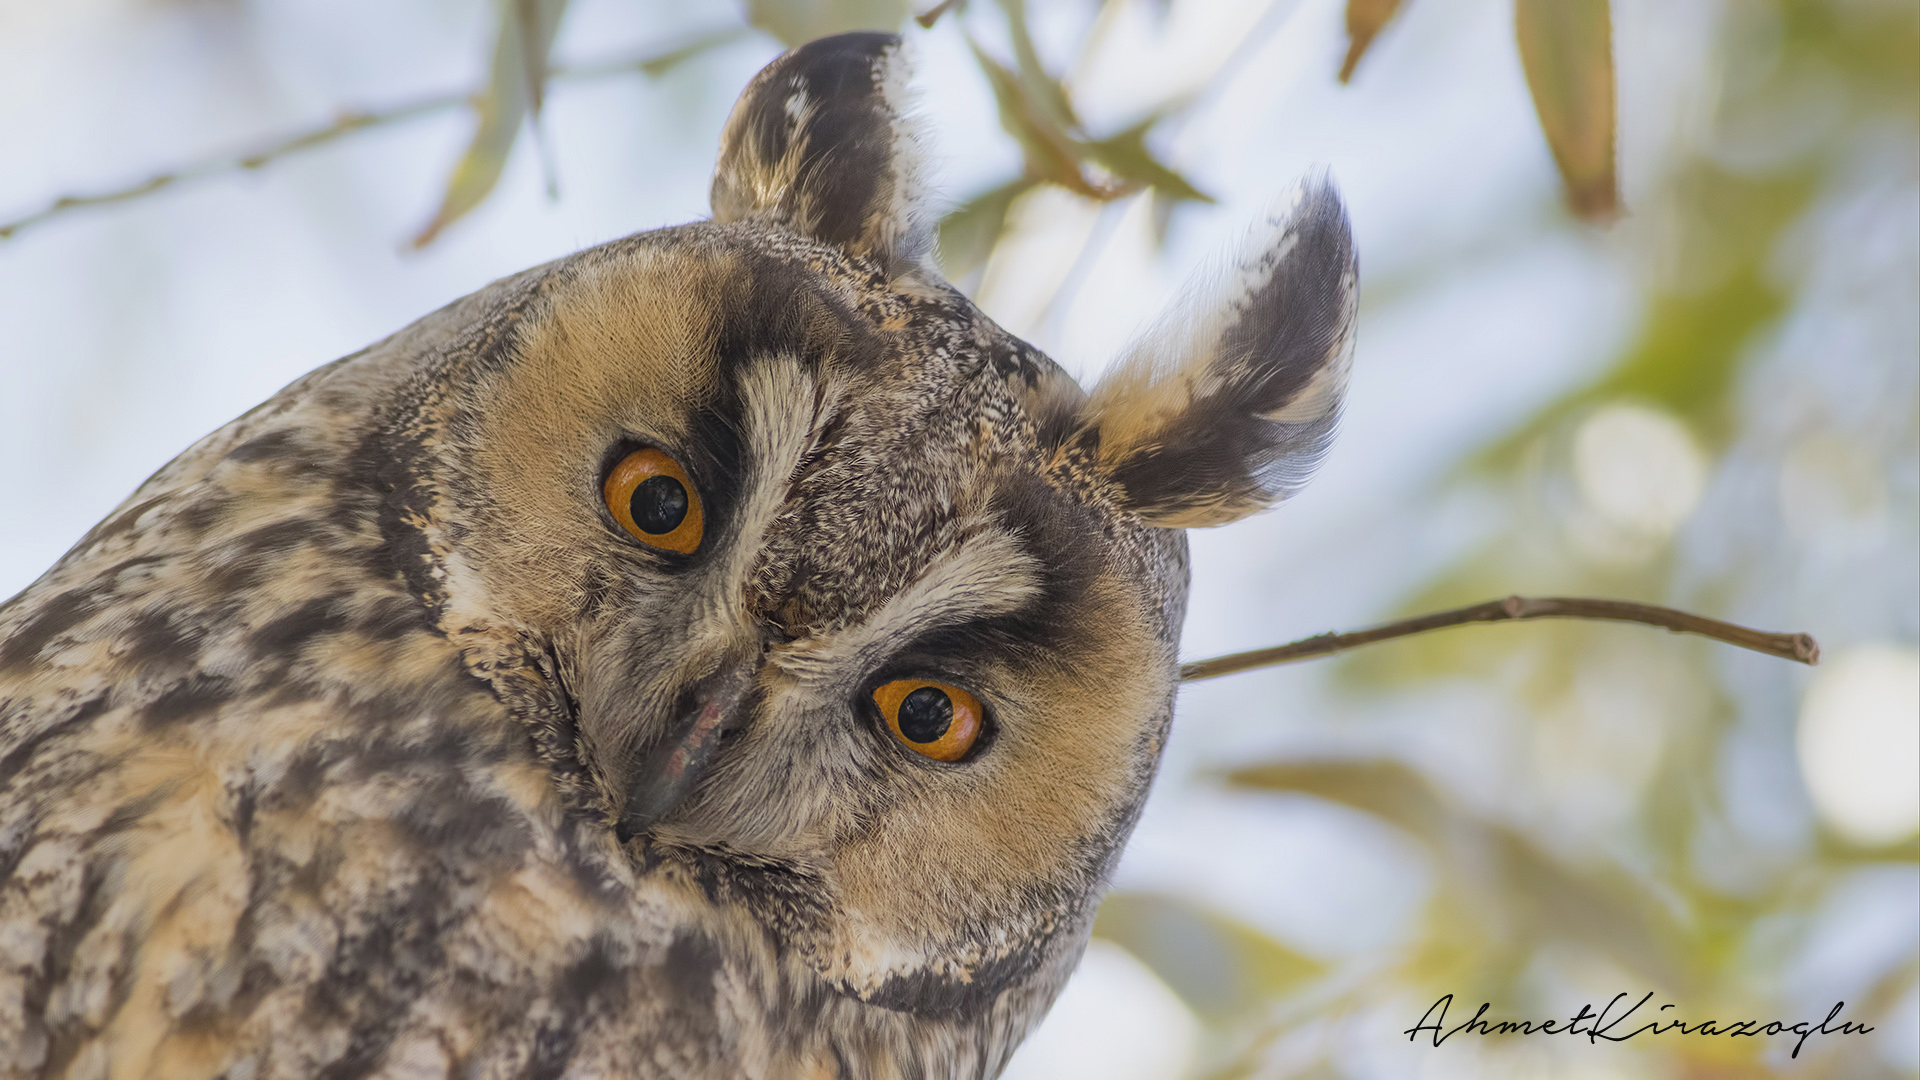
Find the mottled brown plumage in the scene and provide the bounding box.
[0,33,1356,1080]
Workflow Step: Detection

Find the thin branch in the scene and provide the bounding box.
[0,97,462,240]
[916,0,967,28]
[1179,595,1820,682]
[0,26,747,242]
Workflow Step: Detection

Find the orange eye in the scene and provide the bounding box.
[872,679,984,762]
[603,448,704,554]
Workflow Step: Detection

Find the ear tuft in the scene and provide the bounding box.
[711,32,934,274]
[1074,175,1358,528]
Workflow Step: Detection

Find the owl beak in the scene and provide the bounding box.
[617,660,758,838]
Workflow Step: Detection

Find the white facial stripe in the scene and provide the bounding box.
[696,355,824,635]
[770,528,1042,688]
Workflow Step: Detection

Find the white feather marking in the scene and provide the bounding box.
[868,37,936,267]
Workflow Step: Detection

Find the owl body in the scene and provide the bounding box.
[0,34,1356,1080]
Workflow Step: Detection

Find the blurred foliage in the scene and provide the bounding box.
[404,0,1218,257]
[412,0,570,246]
[932,0,1217,279]
[1228,759,1691,993]
[0,0,1624,244]
[1341,0,1617,220]
[1338,0,1403,83]
[1227,1,1918,1077]
[1513,0,1616,221]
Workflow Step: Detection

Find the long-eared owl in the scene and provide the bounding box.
[0,31,1356,1080]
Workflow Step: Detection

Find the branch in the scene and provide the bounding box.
[0,27,747,243]
[1178,595,1820,683]
[916,0,966,28]
[0,97,462,241]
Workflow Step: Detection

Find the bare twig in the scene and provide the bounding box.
[0,26,747,243]
[916,0,967,29]
[1179,595,1819,682]
[0,98,461,241]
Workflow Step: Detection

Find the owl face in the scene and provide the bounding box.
[0,31,1355,1075]
[432,223,1187,1009]
[397,30,1355,1027]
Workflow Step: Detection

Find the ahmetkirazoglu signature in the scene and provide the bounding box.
[1405,992,1874,1059]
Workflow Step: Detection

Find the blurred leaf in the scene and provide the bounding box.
[1515,0,1617,222]
[1230,759,1448,844]
[746,0,910,46]
[413,0,570,247]
[1094,891,1323,1022]
[1085,117,1214,204]
[969,41,1108,196]
[995,0,1079,133]
[1339,0,1406,83]
[514,0,554,121]
[937,178,1032,279]
[970,37,1202,205]
[1229,760,1691,991]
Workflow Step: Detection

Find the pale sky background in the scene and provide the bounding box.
[1,0,1914,1076]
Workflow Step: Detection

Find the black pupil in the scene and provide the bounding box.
[630,475,688,535]
[897,686,953,743]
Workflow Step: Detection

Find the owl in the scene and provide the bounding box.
[0,31,1355,1080]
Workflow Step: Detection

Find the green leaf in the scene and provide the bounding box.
[936,178,1032,280]
[413,0,570,248]
[1084,118,1214,204]
[969,39,1205,204]
[1093,891,1323,1021]
[994,0,1079,133]
[1514,0,1617,221]
[746,0,909,47]
[1339,0,1407,83]
[969,41,1104,196]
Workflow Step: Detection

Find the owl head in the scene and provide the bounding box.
[373,29,1352,1051]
